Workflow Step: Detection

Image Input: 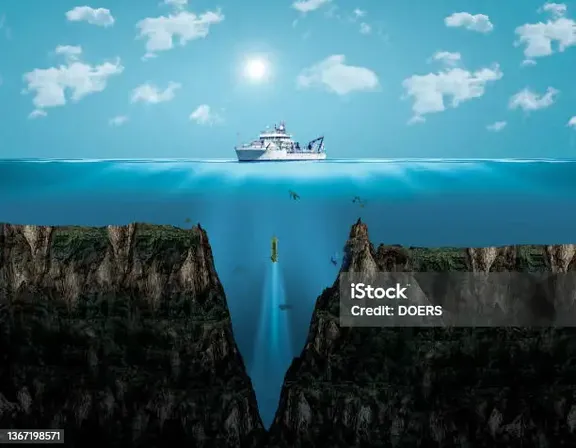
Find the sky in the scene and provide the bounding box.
[0,0,575,159]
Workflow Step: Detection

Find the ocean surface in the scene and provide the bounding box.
[2,157,576,427]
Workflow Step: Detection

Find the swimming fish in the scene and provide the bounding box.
[289,190,300,200]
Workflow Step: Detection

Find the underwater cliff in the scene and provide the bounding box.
[267,220,576,447]
[3,220,576,447]
[0,223,265,447]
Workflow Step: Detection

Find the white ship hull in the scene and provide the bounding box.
[235,148,326,162]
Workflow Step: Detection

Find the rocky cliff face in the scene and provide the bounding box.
[0,223,265,447]
[267,219,576,447]
[5,220,576,447]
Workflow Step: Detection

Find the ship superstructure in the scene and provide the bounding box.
[235,122,326,162]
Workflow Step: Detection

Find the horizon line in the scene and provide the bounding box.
[2,157,576,162]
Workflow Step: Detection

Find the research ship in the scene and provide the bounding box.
[235,122,325,162]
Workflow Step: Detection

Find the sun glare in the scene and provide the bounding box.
[244,58,268,82]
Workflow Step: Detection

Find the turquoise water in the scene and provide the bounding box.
[2,158,576,427]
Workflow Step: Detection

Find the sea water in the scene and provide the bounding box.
[2,158,576,427]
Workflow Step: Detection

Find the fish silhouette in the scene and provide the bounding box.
[289,190,300,200]
[352,196,366,208]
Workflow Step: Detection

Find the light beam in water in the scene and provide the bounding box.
[250,261,292,429]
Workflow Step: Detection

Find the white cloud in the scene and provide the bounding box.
[292,0,332,13]
[509,87,559,112]
[136,10,224,58]
[297,55,379,95]
[0,14,12,40]
[430,51,461,67]
[407,116,425,126]
[402,59,502,123]
[567,116,576,128]
[54,45,82,61]
[163,0,188,10]
[540,2,567,18]
[22,46,123,116]
[322,4,372,34]
[65,6,114,27]
[445,12,494,33]
[514,3,576,64]
[359,23,371,34]
[28,109,47,119]
[324,5,341,20]
[487,121,507,132]
[130,82,181,104]
[348,9,374,35]
[109,115,128,126]
[141,53,158,62]
[189,104,223,125]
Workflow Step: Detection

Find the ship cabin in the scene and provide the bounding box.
[256,122,300,151]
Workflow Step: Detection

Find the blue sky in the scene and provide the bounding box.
[0,0,575,159]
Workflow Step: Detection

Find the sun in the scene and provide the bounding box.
[244,58,268,81]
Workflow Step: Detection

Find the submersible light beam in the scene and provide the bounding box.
[271,236,278,263]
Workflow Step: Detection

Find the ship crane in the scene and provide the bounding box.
[306,136,325,153]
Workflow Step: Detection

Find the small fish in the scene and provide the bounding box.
[279,304,293,311]
[352,196,366,208]
[331,251,341,266]
[289,190,300,201]
[184,217,191,223]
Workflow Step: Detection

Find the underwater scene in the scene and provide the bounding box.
[3,157,576,428]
